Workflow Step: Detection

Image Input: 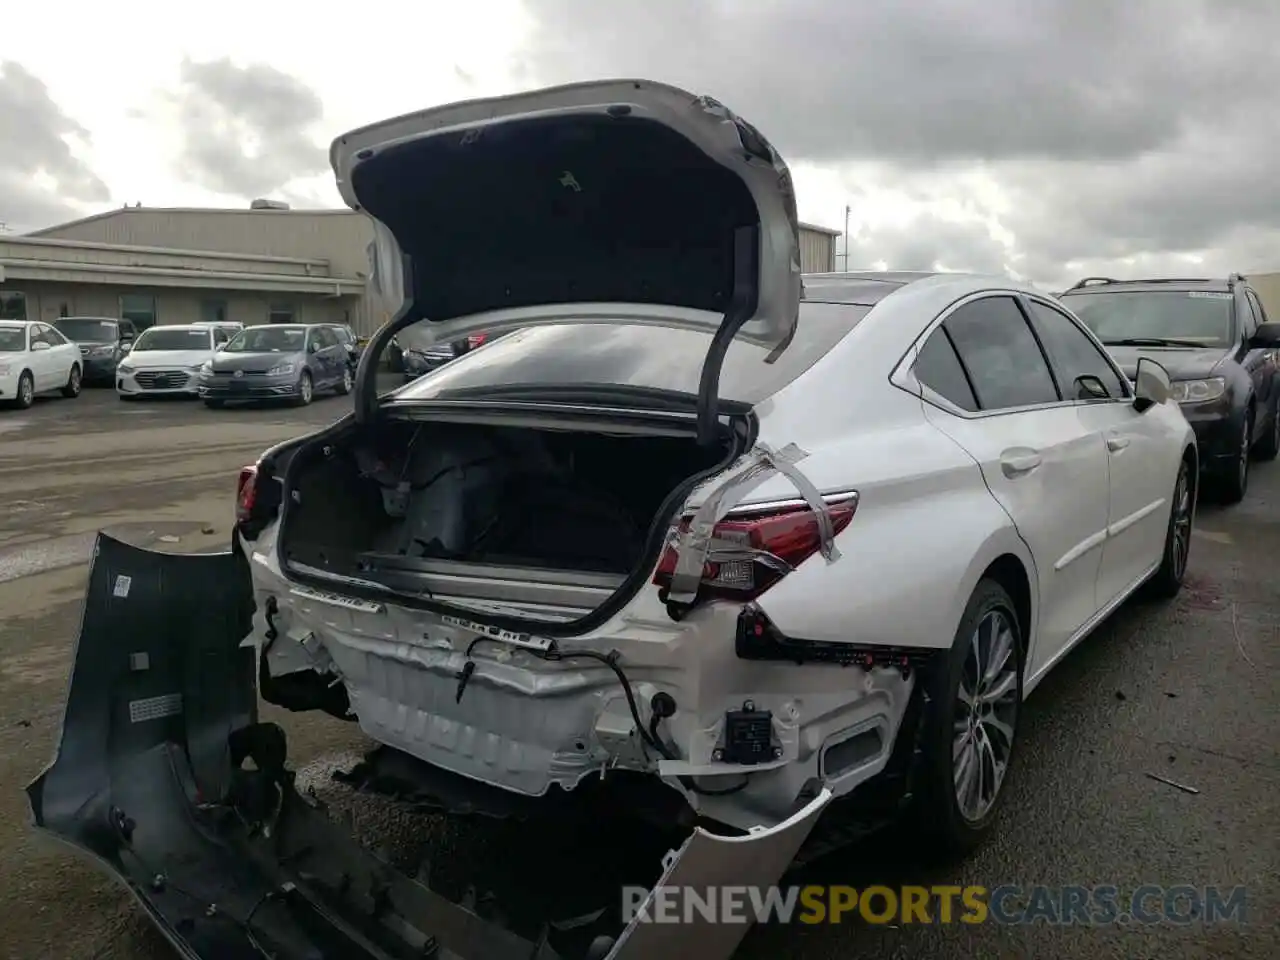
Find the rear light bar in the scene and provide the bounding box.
[466,333,487,348]
[236,465,258,523]
[652,495,858,604]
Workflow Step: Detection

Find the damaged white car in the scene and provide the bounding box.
[242,80,1197,851]
[32,79,1197,960]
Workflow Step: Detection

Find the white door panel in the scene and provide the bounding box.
[1080,401,1176,605]
[923,404,1110,676]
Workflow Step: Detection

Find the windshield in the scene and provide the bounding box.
[1065,291,1235,348]
[394,302,872,405]
[132,328,213,352]
[223,326,306,353]
[0,327,25,352]
[53,317,118,343]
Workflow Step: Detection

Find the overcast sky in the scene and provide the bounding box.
[2,0,1276,289]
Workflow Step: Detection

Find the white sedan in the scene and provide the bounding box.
[0,320,83,409]
[229,79,1199,867]
[116,324,221,399]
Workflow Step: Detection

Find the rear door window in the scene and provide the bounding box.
[1025,299,1127,400]
[913,327,978,411]
[942,296,1060,410]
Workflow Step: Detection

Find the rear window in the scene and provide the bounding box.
[394,302,872,404]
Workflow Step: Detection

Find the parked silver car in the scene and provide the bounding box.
[197,324,353,407]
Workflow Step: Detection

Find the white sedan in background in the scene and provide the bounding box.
[116,324,222,400]
[0,320,83,409]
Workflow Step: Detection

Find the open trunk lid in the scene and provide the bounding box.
[333,79,803,433]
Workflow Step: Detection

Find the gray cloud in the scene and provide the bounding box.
[517,0,1280,283]
[0,61,109,231]
[167,57,327,198]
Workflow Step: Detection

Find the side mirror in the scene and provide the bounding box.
[1073,375,1112,401]
[31,341,51,352]
[119,342,133,354]
[307,341,319,354]
[1248,321,1280,350]
[1133,356,1171,413]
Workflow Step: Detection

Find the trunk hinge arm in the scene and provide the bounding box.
[696,225,760,447]
[355,252,423,426]
[666,441,841,605]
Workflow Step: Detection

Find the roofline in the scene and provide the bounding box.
[29,206,844,240]
[24,206,362,238]
[798,221,842,236]
[5,234,329,267]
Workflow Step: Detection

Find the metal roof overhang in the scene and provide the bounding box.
[0,259,365,296]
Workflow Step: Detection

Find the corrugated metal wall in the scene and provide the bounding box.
[1250,272,1280,320]
[798,227,836,273]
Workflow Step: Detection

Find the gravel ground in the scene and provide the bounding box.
[0,385,1275,960]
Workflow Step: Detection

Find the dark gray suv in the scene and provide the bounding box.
[52,316,137,385]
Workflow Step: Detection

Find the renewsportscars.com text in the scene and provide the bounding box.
[621,884,1248,926]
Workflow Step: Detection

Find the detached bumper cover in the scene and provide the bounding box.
[27,534,829,960]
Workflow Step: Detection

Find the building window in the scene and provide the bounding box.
[0,291,26,321]
[120,293,157,330]
[268,302,296,324]
[201,299,228,324]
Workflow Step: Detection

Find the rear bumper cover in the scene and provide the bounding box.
[27,534,831,960]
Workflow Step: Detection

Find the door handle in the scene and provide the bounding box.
[1000,450,1043,478]
[1107,436,1131,453]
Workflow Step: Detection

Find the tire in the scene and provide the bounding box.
[118,393,135,402]
[61,365,82,399]
[292,370,314,407]
[1217,410,1252,505]
[1143,456,1194,600]
[1253,399,1280,461]
[203,399,225,409]
[910,578,1024,860]
[335,365,353,396]
[13,371,35,409]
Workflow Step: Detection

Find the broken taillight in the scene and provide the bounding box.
[236,464,258,523]
[652,498,858,603]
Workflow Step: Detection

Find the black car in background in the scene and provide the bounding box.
[1060,275,1280,503]
[52,316,137,385]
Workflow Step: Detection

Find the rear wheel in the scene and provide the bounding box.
[61,365,82,398]
[335,365,353,396]
[1143,457,1193,599]
[1253,399,1280,461]
[911,579,1023,860]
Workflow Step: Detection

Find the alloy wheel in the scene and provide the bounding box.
[953,609,1019,823]
[1171,464,1193,581]
[300,374,313,404]
[19,375,33,407]
[70,368,81,395]
[342,368,352,392]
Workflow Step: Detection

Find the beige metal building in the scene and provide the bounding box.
[1249,272,1280,318]
[1,205,840,335]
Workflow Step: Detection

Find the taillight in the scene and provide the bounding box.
[236,464,258,522]
[467,333,487,348]
[652,498,858,603]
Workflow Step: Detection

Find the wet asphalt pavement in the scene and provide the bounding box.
[0,385,1276,960]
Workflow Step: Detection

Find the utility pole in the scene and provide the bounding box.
[840,205,850,271]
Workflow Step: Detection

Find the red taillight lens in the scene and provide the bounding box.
[236,464,258,522]
[467,333,487,348]
[652,498,858,603]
